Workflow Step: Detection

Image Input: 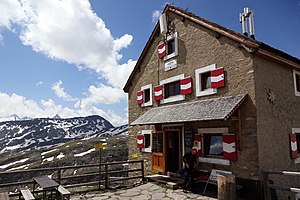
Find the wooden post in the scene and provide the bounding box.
[141,160,145,182]
[217,173,236,200]
[58,168,61,185]
[262,172,271,200]
[105,164,109,189]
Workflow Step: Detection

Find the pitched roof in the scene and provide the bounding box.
[123,4,300,93]
[131,94,247,125]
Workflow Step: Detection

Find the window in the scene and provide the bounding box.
[144,88,150,103]
[164,80,180,98]
[291,128,300,162]
[160,74,185,104]
[152,132,163,153]
[195,64,217,97]
[293,70,300,96]
[203,134,223,156]
[141,130,152,153]
[164,32,178,61]
[141,84,153,107]
[197,128,232,166]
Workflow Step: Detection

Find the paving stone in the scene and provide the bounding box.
[131,194,151,200]
[119,191,140,197]
[152,192,166,199]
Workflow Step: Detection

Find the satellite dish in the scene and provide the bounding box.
[159,14,167,34]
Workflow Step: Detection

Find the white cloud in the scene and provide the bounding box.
[0,0,26,30]
[0,91,126,126]
[52,80,77,101]
[152,10,161,23]
[36,81,43,86]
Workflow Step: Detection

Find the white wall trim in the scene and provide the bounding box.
[292,128,300,134]
[198,157,230,166]
[141,84,153,107]
[160,74,185,104]
[195,64,217,97]
[293,70,300,97]
[198,127,228,134]
[163,32,178,61]
[141,130,152,153]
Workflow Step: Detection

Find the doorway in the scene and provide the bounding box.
[165,129,182,173]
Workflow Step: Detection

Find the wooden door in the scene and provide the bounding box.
[151,131,166,173]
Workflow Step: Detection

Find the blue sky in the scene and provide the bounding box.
[0,0,299,126]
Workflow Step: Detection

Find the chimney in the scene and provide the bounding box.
[240,7,255,39]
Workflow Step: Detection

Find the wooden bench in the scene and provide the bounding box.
[58,185,71,200]
[0,191,9,200]
[20,188,35,200]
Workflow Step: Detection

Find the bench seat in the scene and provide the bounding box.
[20,188,35,200]
[58,185,71,200]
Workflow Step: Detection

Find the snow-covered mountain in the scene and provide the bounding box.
[0,114,33,122]
[0,115,128,155]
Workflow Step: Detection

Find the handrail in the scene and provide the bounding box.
[0,159,144,198]
[261,170,300,200]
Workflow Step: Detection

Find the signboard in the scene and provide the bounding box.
[164,59,177,71]
[94,143,107,149]
[209,169,232,183]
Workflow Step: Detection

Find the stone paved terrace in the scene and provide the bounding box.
[70,182,217,200]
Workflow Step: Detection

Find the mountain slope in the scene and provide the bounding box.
[0,115,127,155]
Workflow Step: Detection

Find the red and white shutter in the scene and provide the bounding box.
[223,134,237,161]
[157,42,166,59]
[290,134,298,159]
[137,135,144,148]
[154,85,163,101]
[137,91,143,105]
[180,77,192,95]
[192,134,202,157]
[211,67,225,88]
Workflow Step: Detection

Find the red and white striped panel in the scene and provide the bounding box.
[192,134,202,157]
[180,77,192,95]
[137,135,144,148]
[154,85,163,101]
[211,67,225,88]
[223,134,237,161]
[137,91,143,105]
[157,42,166,59]
[290,134,298,159]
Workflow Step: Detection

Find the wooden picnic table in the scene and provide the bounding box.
[33,176,59,200]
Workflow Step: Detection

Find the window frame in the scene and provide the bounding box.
[293,70,300,97]
[198,127,230,166]
[141,84,153,107]
[163,32,178,61]
[195,64,217,97]
[160,74,185,104]
[141,130,152,153]
[292,128,300,163]
[203,134,224,157]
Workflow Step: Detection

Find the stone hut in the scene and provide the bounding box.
[123,4,300,199]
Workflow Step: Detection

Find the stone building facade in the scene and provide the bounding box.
[123,5,300,199]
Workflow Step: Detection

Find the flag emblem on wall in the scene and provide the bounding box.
[157,42,166,59]
[211,67,225,88]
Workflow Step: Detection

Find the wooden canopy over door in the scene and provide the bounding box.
[151,131,166,173]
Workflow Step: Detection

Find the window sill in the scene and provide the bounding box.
[160,95,185,104]
[142,147,151,153]
[198,157,230,166]
[141,102,153,107]
[295,157,300,164]
[196,88,217,97]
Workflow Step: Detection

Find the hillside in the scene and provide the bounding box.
[0,115,127,155]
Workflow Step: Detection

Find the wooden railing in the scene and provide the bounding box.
[261,170,300,200]
[0,159,144,198]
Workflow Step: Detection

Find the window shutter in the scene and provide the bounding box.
[211,67,225,88]
[137,91,143,105]
[137,135,144,148]
[180,77,192,95]
[154,85,163,101]
[290,134,298,159]
[223,134,237,161]
[157,42,166,59]
[192,134,202,157]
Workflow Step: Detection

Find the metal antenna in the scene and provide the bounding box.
[240,7,255,39]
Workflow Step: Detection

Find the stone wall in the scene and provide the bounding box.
[254,56,300,198]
